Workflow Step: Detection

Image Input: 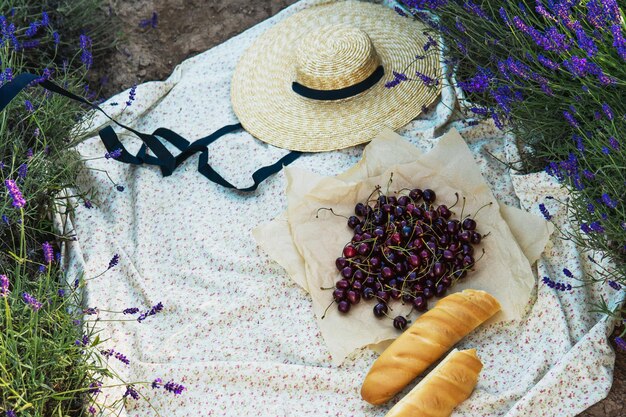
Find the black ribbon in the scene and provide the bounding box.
[0,73,302,192]
[292,65,384,101]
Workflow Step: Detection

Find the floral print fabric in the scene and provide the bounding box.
[62,1,620,415]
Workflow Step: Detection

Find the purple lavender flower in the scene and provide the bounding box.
[83,307,98,315]
[394,6,408,17]
[563,111,579,128]
[25,21,41,37]
[24,100,34,112]
[537,54,560,70]
[139,12,159,29]
[463,1,489,20]
[572,134,584,152]
[123,307,139,315]
[58,288,65,297]
[101,348,130,365]
[89,381,102,394]
[123,385,140,400]
[5,179,26,208]
[137,302,164,323]
[1,215,8,225]
[616,337,626,351]
[562,56,590,78]
[415,71,438,87]
[608,281,622,290]
[41,11,50,27]
[75,334,90,347]
[535,2,555,21]
[610,23,626,60]
[108,254,120,269]
[539,203,551,220]
[542,276,572,291]
[42,241,54,264]
[6,410,16,417]
[458,71,491,93]
[602,103,614,120]
[608,136,619,150]
[22,292,43,311]
[105,148,122,160]
[587,203,595,213]
[455,17,466,33]
[164,381,186,395]
[88,406,96,415]
[491,110,505,130]
[53,31,60,45]
[601,193,617,209]
[0,274,9,297]
[498,7,511,25]
[126,85,137,106]
[18,163,28,180]
[469,106,489,115]
[423,35,437,51]
[84,200,93,209]
[79,34,93,69]
[602,146,610,155]
[572,21,597,57]
[152,378,163,389]
[590,221,605,233]
[116,184,125,192]
[562,268,574,278]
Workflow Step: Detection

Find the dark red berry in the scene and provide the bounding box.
[337,300,351,313]
[357,242,370,255]
[347,290,361,305]
[422,189,436,204]
[332,289,345,301]
[409,188,423,201]
[462,218,477,231]
[393,315,408,330]
[335,257,348,270]
[355,203,366,216]
[373,302,388,318]
[413,295,427,311]
[363,287,375,300]
[343,245,357,258]
[437,205,451,219]
[336,279,350,289]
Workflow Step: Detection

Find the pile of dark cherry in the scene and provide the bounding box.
[332,188,484,330]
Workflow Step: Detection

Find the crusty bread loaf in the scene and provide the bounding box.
[361,289,500,405]
[384,348,483,417]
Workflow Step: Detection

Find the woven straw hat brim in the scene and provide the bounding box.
[231,0,441,152]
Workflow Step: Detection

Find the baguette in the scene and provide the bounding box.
[384,348,483,417]
[361,289,500,405]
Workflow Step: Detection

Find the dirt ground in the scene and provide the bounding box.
[94,1,624,415]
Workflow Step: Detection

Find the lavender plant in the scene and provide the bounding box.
[393,0,625,344]
[1,3,183,416]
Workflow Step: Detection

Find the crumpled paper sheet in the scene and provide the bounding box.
[254,127,554,363]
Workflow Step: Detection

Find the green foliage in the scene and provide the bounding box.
[400,0,625,327]
[0,1,119,416]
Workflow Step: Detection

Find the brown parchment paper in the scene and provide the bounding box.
[253,128,553,364]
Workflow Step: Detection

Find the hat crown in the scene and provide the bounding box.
[294,24,380,91]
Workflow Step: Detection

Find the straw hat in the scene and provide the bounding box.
[231,0,441,152]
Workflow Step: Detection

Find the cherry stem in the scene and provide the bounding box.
[316,207,348,220]
[469,201,494,220]
[448,192,460,209]
[321,299,336,320]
